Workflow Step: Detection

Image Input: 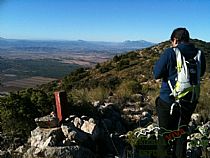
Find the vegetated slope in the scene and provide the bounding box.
[37,39,210,120]
[50,39,210,119]
[0,39,209,141]
[54,39,210,91]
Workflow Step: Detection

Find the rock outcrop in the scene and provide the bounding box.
[15,103,130,158]
[7,99,210,158]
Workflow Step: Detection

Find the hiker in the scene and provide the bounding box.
[153,28,206,158]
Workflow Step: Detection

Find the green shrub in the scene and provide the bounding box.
[115,80,141,102]
[0,88,53,138]
[95,63,101,69]
[99,63,114,73]
[87,87,109,103]
[71,88,90,103]
[102,76,121,90]
[113,55,121,62]
[68,89,98,117]
[127,51,138,60]
[116,59,130,71]
[0,92,37,137]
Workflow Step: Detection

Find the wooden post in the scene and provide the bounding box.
[54,90,68,122]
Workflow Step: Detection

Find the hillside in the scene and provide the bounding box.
[34,39,209,125]
[43,39,210,121]
[0,39,209,157]
[50,39,210,91]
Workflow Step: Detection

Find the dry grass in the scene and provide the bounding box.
[195,74,210,121]
[87,87,109,102]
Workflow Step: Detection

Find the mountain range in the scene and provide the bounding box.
[0,37,155,53]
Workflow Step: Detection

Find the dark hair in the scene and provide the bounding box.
[170,27,190,42]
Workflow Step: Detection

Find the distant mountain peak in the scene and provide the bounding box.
[77,40,86,42]
[123,40,153,43]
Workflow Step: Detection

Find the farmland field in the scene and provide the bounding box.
[0,38,155,94]
[0,76,57,93]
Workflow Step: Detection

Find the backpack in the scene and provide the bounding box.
[168,47,202,102]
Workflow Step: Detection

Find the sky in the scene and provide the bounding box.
[0,0,210,43]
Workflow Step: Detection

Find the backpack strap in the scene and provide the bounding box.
[168,47,185,99]
[168,80,177,98]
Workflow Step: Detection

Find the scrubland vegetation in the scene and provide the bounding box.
[0,39,209,143]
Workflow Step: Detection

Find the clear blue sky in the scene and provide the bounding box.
[0,0,210,43]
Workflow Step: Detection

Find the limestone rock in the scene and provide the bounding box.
[73,117,83,129]
[81,121,96,134]
[31,127,64,148]
[0,150,11,158]
[61,123,92,144]
[25,146,96,158]
[191,113,201,125]
[35,113,59,128]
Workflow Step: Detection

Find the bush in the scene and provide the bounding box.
[0,88,53,138]
[62,68,90,90]
[0,92,37,137]
[127,51,138,60]
[115,80,141,102]
[113,55,121,62]
[71,88,90,103]
[116,59,130,71]
[102,76,121,90]
[87,87,109,103]
[95,63,101,69]
[99,63,114,73]
[68,89,98,117]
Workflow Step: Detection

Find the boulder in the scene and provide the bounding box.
[29,146,95,158]
[81,121,96,134]
[0,150,11,158]
[191,113,202,125]
[73,117,83,129]
[81,120,100,141]
[31,127,64,148]
[61,123,92,145]
[139,111,153,127]
[35,113,59,128]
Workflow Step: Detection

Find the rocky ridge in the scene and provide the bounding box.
[0,96,209,158]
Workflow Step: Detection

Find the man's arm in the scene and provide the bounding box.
[153,51,169,79]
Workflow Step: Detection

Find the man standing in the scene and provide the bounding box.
[153,28,206,158]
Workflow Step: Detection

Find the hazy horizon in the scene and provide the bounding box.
[0,36,155,43]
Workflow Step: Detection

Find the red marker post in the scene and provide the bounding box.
[54,90,68,122]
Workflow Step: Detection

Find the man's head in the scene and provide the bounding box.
[170,28,190,47]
